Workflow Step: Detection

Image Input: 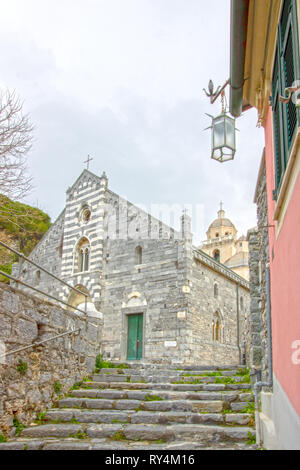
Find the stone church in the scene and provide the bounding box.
[17,169,250,366]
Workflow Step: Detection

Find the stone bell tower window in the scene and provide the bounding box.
[213,249,220,263]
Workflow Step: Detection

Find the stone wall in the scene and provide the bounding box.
[101,212,190,364]
[189,250,250,365]
[247,228,263,369]
[248,151,271,382]
[0,283,103,437]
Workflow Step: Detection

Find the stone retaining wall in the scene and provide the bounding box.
[0,283,103,437]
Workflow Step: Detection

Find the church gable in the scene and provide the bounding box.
[66,169,101,200]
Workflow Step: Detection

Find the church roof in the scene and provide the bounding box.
[209,218,235,229]
[208,208,236,231]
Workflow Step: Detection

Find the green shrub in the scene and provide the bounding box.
[241,374,251,384]
[35,411,47,424]
[215,376,235,384]
[241,402,255,414]
[247,431,256,445]
[16,359,28,375]
[144,394,163,401]
[13,418,24,436]
[95,354,128,371]
[236,367,249,376]
[70,382,82,391]
[53,381,62,394]
[111,430,127,441]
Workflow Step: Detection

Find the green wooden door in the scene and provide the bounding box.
[127,314,143,360]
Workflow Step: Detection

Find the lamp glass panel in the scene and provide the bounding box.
[213,116,225,148]
[225,116,235,149]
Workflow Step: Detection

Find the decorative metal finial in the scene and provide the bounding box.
[84,154,93,170]
[203,78,230,105]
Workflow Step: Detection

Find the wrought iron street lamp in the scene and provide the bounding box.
[206,112,236,162]
[203,79,237,163]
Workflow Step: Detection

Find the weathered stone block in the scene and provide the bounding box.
[16,318,38,342]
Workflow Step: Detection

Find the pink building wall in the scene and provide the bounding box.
[264,106,300,417]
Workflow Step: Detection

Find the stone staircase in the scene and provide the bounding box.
[0,363,257,450]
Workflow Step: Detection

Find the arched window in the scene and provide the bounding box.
[213,249,220,263]
[212,311,222,342]
[240,296,244,311]
[135,245,142,265]
[214,283,218,298]
[75,237,90,273]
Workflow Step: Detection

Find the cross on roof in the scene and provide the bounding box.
[220,201,224,211]
[84,154,93,170]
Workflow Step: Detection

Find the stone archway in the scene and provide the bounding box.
[68,285,103,318]
[68,284,91,312]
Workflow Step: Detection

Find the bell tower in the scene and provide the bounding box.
[200,204,249,281]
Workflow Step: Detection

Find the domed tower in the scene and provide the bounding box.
[200,204,249,281]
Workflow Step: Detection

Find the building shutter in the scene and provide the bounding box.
[272,52,285,190]
[272,0,300,197]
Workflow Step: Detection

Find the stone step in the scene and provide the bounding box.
[85,381,251,392]
[108,363,244,371]
[69,388,253,403]
[19,422,255,444]
[92,375,245,383]
[58,397,229,413]
[92,373,249,384]
[0,438,257,450]
[44,408,254,426]
[96,368,240,376]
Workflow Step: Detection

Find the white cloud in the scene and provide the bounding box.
[0,0,265,244]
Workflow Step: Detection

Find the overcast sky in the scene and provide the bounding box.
[0,0,265,244]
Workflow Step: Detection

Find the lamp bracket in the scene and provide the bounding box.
[203,79,230,104]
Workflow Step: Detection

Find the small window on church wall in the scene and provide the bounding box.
[215,233,219,237]
[213,250,220,263]
[75,237,90,273]
[214,283,218,298]
[135,246,142,265]
[240,296,244,311]
[212,312,222,342]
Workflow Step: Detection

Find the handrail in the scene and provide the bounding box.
[0,328,81,359]
[0,271,88,316]
[0,240,88,299]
